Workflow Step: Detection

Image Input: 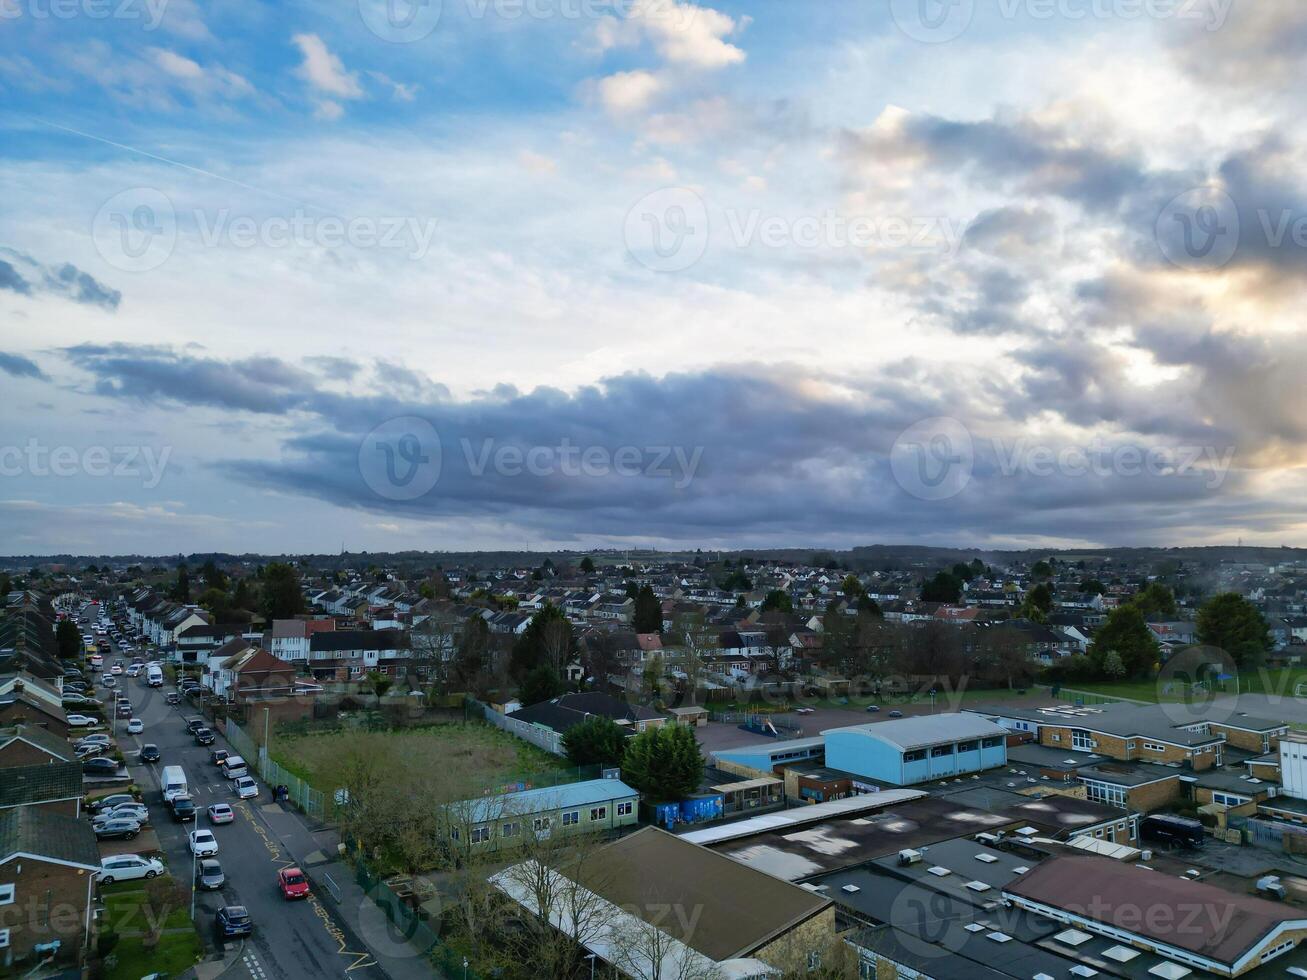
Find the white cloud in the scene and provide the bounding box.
[291,33,362,100]
[597,69,663,114]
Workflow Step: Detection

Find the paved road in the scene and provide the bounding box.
[86,610,388,980]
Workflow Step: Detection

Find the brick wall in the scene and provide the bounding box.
[0,741,65,767]
[0,858,92,963]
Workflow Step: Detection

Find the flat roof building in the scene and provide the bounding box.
[822,714,1008,787]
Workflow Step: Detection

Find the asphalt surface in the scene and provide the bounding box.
[81,607,389,980]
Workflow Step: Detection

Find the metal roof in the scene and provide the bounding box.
[822,713,1008,752]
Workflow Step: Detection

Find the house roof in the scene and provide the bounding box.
[822,713,1007,752]
[0,806,100,870]
[0,723,75,762]
[309,629,407,652]
[0,761,83,809]
[573,827,831,961]
[507,691,663,733]
[451,777,639,823]
[1005,855,1302,965]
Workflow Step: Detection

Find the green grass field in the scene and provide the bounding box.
[100,880,202,980]
[270,721,571,792]
[1056,667,1307,704]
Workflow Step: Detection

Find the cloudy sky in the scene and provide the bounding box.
[2,0,1306,555]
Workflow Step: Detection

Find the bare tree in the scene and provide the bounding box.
[409,608,460,692]
[671,612,716,706]
[607,897,724,980]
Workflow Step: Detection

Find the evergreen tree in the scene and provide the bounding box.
[519,664,564,705]
[260,562,305,620]
[171,563,191,603]
[761,589,793,613]
[1089,605,1159,677]
[562,716,628,767]
[56,619,82,660]
[621,724,704,802]
[1197,593,1272,668]
[633,585,663,633]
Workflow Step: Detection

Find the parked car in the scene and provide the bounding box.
[210,749,230,766]
[189,829,219,856]
[215,906,252,939]
[76,743,106,759]
[233,776,259,800]
[83,758,121,776]
[94,817,141,840]
[127,718,144,734]
[76,733,111,749]
[207,803,235,824]
[165,692,181,704]
[89,793,137,814]
[140,743,161,763]
[196,858,226,891]
[184,718,206,734]
[66,714,98,727]
[96,854,164,884]
[103,802,150,824]
[194,728,216,746]
[277,867,310,900]
[170,796,197,822]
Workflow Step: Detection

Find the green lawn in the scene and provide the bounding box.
[1050,668,1307,705]
[100,880,203,980]
[271,721,571,792]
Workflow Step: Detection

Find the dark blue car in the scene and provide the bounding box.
[215,905,252,939]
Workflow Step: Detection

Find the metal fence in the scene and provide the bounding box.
[226,718,326,821]
[353,855,479,978]
[468,697,565,755]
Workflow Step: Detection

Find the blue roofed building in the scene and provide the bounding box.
[821,714,1009,786]
[448,777,640,848]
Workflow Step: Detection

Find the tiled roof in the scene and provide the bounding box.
[0,806,99,869]
[0,761,82,808]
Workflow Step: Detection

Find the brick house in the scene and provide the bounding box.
[0,726,74,767]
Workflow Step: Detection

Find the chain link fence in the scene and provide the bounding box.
[226,718,326,821]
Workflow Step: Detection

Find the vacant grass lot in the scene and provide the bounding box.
[101,880,202,980]
[1057,668,1307,704]
[271,721,570,793]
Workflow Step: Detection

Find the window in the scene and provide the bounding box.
[1072,729,1094,750]
[0,885,13,906]
[1143,741,1166,752]
[590,806,607,821]
[1083,779,1127,809]
[562,810,579,826]
[0,928,9,949]
[903,749,926,762]
[931,745,952,757]
[982,737,1003,748]
[471,826,491,844]
[533,817,551,832]
[956,740,978,752]
[617,801,633,816]
[1212,792,1251,807]
[450,827,460,841]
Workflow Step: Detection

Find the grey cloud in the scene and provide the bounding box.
[0,248,121,311]
[0,352,47,380]
[964,205,1059,257]
[1165,3,1307,89]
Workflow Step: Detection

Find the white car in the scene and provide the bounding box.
[233,776,259,800]
[66,714,98,727]
[111,664,124,675]
[188,829,219,856]
[126,719,144,734]
[96,854,165,884]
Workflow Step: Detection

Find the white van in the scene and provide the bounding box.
[222,756,248,780]
[161,765,188,803]
[146,665,164,687]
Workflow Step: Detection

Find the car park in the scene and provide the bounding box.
[233,776,259,799]
[66,714,98,727]
[140,743,161,762]
[170,796,197,822]
[196,859,226,891]
[83,757,121,776]
[277,867,310,900]
[207,803,235,824]
[127,718,144,734]
[96,854,164,884]
[189,829,219,856]
[194,728,215,746]
[93,817,141,840]
[215,906,252,939]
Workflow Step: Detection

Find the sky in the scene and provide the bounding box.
[3,0,1307,555]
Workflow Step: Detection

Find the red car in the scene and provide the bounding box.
[277,867,310,900]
